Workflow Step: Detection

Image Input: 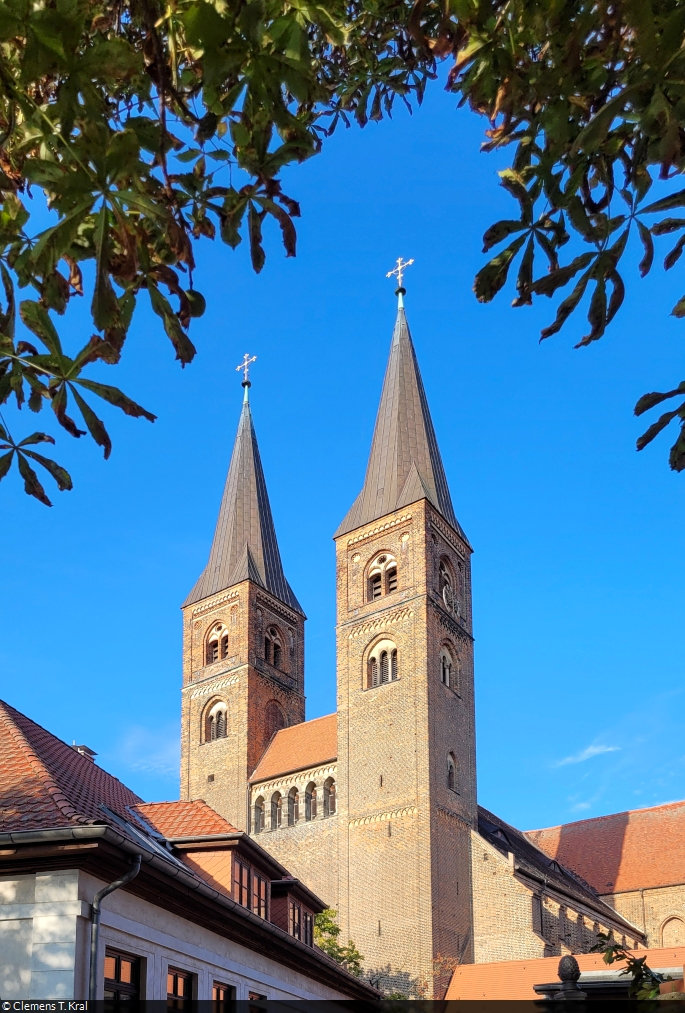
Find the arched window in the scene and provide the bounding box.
[288,787,299,826]
[305,782,317,820]
[271,792,282,830]
[662,917,685,947]
[440,646,454,688]
[447,753,457,792]
[205,700,228,743]
[367,553,398,602]
[253,796,265,834]
[324,777,336,816]
[264,626,284,670]
[205,623,229,665]
[367,639,399,688]
[264,700,286,740]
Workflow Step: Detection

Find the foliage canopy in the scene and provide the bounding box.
[313,907,364,976]
[1,0,685,503]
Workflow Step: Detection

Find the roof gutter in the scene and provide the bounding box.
[89,854,141,1000]
[0,825,378,998]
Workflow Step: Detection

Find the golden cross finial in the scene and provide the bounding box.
[386,256,414,290]
[236,353,257,385]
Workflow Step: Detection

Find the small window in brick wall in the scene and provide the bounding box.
[367,639,399,688]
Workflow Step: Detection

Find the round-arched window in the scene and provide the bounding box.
[367,553,398,601]
[265,625,284,670]
[367,638,399,688]
[271,791,282,830]
[265,700,286,740]
[253,796,265,833]
[447,752,457,792]
[305,782,318,820]
[324,777,336,816]
[288,786,299,825]
[206,622,229,665]
[205,700,228,742]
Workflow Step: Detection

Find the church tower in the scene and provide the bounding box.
[334,284,476,996]
[179,372,305,829]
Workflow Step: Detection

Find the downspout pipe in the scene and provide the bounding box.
[88,854,142,1000]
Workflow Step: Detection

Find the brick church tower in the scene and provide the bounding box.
[333,289,477,994]
[179,378,305,828]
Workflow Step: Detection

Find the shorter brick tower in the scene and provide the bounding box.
[179,378,305,829]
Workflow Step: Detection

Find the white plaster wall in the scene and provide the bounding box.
[0,871,86,999]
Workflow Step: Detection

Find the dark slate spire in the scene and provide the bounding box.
[335,303,466,540]
[184,398,303,613]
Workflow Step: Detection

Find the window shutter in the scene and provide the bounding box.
[380,651,389,683]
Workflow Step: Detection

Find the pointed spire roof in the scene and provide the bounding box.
[184,399,303,613]
[335,303,466,541]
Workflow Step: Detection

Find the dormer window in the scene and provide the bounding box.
[367,553,398,602]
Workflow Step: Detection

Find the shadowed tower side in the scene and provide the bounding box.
[180,367,305,829]
[335,278,476,997]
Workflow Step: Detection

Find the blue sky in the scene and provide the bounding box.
[2,77,684,833]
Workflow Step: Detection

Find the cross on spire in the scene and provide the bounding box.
[236,353,257,400]
[386,257,414,292]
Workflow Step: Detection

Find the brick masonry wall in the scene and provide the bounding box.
[603,885,685,948]
[180,580,305,832]
[248,761,339,908]
[471,834,643,964]
[335,499,476,997]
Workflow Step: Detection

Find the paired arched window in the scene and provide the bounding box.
[368,639,399,688]
[253,796,265,833]
[205,700,228,742]
[441,645,459,691]
[264,699,286,741]
[447,752,457,792]
[265,625,284,670]
[206,623,229,665]
[271,791,282,830]
[367,553,398,602]
[305,782,318,820]
[324,777,336,816]
[288,787,299,825]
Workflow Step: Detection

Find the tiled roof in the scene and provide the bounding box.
[445,947,685,1001]
[526,800,685,894]
[0,698,142,832]
[183,398,303,614]
[133,800,240,838]
[335,304,466,541]
[250,714,337,783]
[477,806,638,932]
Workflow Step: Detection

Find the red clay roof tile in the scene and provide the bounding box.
[526,801,685,894]
[446,947,685,1001]
[0,698,142,832]
[133,800,239,837]
[250,713,337,783]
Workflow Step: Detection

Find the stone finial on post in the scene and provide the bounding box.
[553,955,588,1001]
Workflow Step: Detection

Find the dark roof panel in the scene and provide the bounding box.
[183,399,303,613]
[335,305,466,540]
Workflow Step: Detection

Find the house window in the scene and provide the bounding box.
[104,948,140,1001]
[289,900,301,940]
[367,552,398,602]
[248,992,267,1001]
[167,967,192,1006]
[288,787,299,825]
[305,782,317,820]
[271,792,282,830]
[213,982,236,1004]
[233,858,250,907]
[252,873,268,919]
[447,752,457,792]
[253,796,265,833]
[367,639,399,688]
[303,910,314,947]
[324,777,336,816]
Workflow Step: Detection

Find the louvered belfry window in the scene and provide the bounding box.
[380,651,389,684]
[391,649,398,681]
[220,634,229,659]
[387,567,398,593]
[370,657,379,687]
[369,573,382,600]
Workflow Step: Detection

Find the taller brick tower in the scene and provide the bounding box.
[179,378,305,828]
[334,289,476,996]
